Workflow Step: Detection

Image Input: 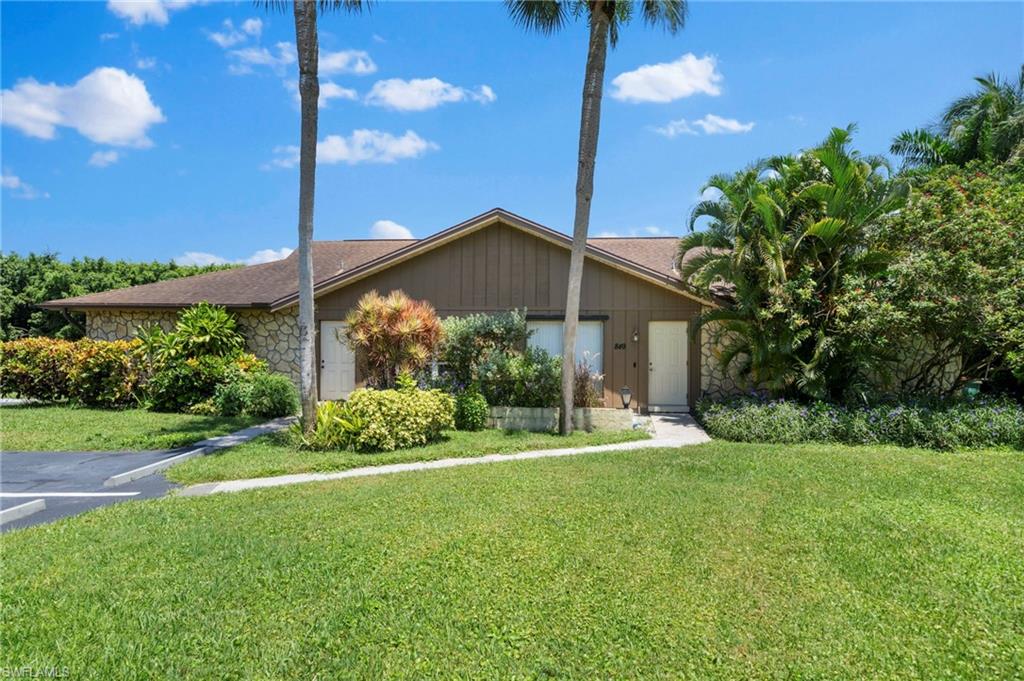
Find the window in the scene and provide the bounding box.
[526,320,603,373]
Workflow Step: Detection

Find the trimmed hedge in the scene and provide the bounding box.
[345,387,455,452]
[696,395,1024,451]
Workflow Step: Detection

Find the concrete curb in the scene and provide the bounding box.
[0,499,46,526]
[103,415,297,488]
[179,436,692,497]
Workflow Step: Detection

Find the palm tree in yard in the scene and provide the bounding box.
[260,0,368,431]
[505,0,686,433]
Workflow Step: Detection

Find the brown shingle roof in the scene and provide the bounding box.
[41,210,713,310]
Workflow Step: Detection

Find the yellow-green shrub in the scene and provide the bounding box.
[345,387,455,452]
[0,338,77,401]
[70,339,142,408]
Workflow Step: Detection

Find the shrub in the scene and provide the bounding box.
[69,339,142,408]
[478,347,561,408]
[0,337,77,401]
[247,373,299,418]
[440,310,529,387]
[573,352,604,408]
[454,390,489,431]
[293,400,366,451]
[345,387,455,452]
[344,290,443,388]
[696,395,1024,451]
[213,380,252,417]
[145,353,259,412]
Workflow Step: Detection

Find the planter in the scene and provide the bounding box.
[487,406,633,433]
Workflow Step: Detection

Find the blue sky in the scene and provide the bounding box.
[2,1,1021,265]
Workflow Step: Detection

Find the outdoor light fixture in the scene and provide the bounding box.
[620,386,632,409]
[632,329,639,343]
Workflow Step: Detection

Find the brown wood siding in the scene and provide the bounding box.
[315,220,702,412]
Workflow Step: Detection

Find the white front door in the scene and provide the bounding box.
[320,321,355,401]
[648,321,688,409]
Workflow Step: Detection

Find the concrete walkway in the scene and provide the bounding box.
[181,415,711,497]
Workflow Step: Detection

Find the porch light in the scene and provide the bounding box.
[619,386,632,409]
[632,329,639,343]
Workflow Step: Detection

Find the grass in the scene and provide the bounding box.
[0,405,262,451]
[4,442,1023,678]
[167,427,650,484]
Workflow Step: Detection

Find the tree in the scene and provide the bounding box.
[892,66,1024,169]
[344,290,443,388]
[260,0,368,431]
[505,0,686,432]
[678,126,909,400]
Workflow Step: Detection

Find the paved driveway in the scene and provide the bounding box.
[0,450,181,531]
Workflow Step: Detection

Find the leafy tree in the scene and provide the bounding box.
[259,0,370,431]
[506,0,687,433]
[344,290,443,388]
[891,67,1024,168]
[678,126,909,400]
[0,252,232,340]
[836,161,1024,393]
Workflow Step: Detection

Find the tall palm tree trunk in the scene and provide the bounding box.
[293,0,320,431]
[560,4,610,434]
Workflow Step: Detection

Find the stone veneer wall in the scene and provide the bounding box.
[85,307,301,385]
[699,308,746,401]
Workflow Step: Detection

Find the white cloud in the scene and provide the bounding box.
[611,53,722,103]
[228,42,295,75]
[654,114,755,138]
[1,172,48,199]
[174,246,293,267]
[88,150,121,167]
[241,18,262,37]
[207,18,261,49]
[136,56,158,70]
[320,49,376,76]
[107,0,201,27]
[269,129,438,168]
[1,67,165,147]
[365,77,496,111]
[284,80,358,108]
[370,220,414,239]
[99,32,120,41]
[594,225,675,238]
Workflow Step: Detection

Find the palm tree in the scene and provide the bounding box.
[260,0,368,431]
[679,126,909,399]
[892,66,1024,168]
[506,0,686,433]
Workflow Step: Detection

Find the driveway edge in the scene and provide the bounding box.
[0,499,46,526]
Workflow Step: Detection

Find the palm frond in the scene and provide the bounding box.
[504,0,569,34]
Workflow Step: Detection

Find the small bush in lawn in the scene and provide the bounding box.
[696,395,1024,450]
[345,387,455,452]
[247,373,299,418]
[293,401,366,451]
[454,390,489,431]
[214,380,252,417]
[0,337,77,401]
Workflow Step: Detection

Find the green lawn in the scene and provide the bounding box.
[4,442,1022,678]
[167,427,650,484]
[0,405,263,451]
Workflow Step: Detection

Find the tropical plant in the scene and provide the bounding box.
[678,126,910,399]
[292,400,367,451]
[344,387,455,452]
[136,302,245,364]
[506,0,687,433]
[344,290,444,388]
[891,66,1024,168]
[259,0,370,433]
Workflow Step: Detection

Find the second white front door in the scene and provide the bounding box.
[648,321,688,409]
[319,321,356,401]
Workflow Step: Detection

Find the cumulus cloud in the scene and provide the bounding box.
[654,114,755,137]
[207,17,262,48]
[269,129,438,168]
[611,53,722,103]
[227,42,296,75]
[107,0,201,27]
[369,220,414,239]
[365,78,496,111]
[320,49,376,76]
[88,150,121,167]
[1,172,48,199]
[284,80,358,108]
[174,246,293,267]
[1,67,165,147]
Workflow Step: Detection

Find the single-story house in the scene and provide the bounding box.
[41,209,741,412]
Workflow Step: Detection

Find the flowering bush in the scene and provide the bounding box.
[696,394,1024,450]
[345,387,455,452]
